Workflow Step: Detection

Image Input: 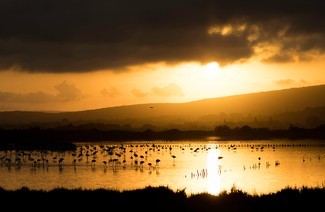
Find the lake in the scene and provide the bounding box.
[1,139,324,196]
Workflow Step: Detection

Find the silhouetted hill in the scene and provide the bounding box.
[0,84,325,130]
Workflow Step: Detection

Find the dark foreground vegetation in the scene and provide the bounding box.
[0,185,324,211]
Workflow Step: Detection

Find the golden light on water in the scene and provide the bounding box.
[207,147,222,195]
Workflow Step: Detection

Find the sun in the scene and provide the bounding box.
[203,62,220,77]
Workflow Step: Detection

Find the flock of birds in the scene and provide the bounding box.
[0,143,175,172]
[0,142,323,175]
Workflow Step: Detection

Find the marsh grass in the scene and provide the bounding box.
[0,185,324,211]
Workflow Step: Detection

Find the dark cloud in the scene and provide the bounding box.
[0,0,324,73]
[264,53,295,63]
[0,81,83,103]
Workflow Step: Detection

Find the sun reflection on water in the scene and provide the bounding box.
[1,141,324,195]
[207,147,222,195]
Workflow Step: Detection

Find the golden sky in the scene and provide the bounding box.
[0,1,324,111]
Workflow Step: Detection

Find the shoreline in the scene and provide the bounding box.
[1,125,325,151]
[1,137,325,151]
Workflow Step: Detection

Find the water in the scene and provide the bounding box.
[1,139,324,196]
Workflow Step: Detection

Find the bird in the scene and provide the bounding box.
[72,159,77,166]
[58,158,64,166]
[155,159,161,167]
[91,159,96,166]
[171,155,176,164]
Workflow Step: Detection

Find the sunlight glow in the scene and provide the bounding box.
[203,62,220,77]
[0,58,324,111]
[207,147,222,195]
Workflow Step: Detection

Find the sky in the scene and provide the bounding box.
[0,0,324,111]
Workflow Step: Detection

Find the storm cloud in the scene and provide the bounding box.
[0,0,324,73]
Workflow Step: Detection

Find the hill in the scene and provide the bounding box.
[0,84,325,130]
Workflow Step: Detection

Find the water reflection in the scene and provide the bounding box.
[207,148,221,195]
[0,140,324,195]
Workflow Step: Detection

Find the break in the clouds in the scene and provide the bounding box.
[0,0,324,73]
[0,81,82,103]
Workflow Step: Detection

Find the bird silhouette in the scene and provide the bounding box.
[155,159,160,167]
[58,158,64,166]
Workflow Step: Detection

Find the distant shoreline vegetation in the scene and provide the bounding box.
[214,124,325,140]
[0,124,324,151]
